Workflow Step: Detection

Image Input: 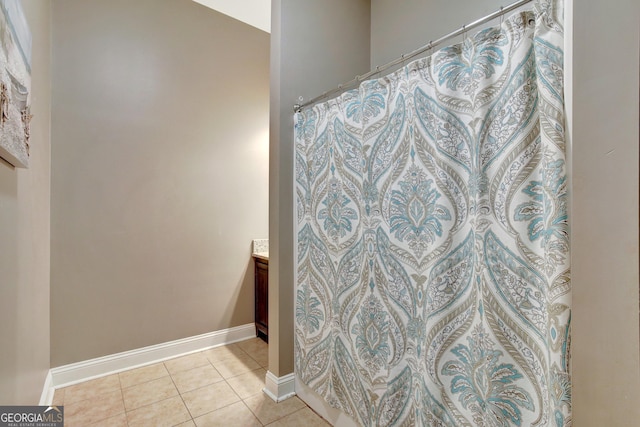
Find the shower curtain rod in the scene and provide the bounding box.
[293,0,534,113]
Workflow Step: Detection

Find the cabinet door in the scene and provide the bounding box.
[255,260,268,340]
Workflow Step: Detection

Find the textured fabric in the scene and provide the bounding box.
[294,2,569,426]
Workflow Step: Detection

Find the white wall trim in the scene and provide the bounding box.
[41,323,255,404]
[263,371,295,402]
[38,370,54,406]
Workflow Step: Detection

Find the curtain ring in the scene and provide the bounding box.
[462,25,467,42]
[500,6,504,25]
[426,41,433,66]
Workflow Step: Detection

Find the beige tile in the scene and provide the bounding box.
[181,381,240,418]
[266,407,330,427]
[226,368,266,399]
[51,388,65,406]
[171,363,223,394]
[237,337,268,354]
[62,374,121,404]
[126,395,191,427]
[194,401,261,427]
[64,389,125,427]
[119,362,169,388]
[249,346,269,368]
[122,376,178,411]
[211,352,261,379]
[88,413,128,427]
[203,344,247,364]
[237,337,269,368]
[244,394,306,425]
[175,421,196,427]
[164,352,211,375]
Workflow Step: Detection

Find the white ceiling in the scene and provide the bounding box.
[192,0,271,33]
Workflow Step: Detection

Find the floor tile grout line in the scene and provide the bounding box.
[121,376,180,413]
[165,366,196,426]
[168,356,229,395]
[184,402,202,426]
[173,378,226,396]
[185,358,260,421]
[203,351,255,368]
[239,398,266,427]
[216,365,266,382]
[245,351,266,368]
[183,379,245,423]
[115,372,131,427]
[119,372,169,388]
[122,387,181,413]
[238,396,267,426]
[163,351,212,376]
[123,394,192,427]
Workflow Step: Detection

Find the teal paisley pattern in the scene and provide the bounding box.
[352,294,391,374]
[434,27,508,94]
[318,177,359,240]
[389,165,452,257]
[294,2,570,426]
[442,325,535,426]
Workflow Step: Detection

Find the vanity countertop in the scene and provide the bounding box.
[252,251,269,262]
[252,239,269,262]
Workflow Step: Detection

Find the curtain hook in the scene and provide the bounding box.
[500,6,504,25]
[462,25,467,42]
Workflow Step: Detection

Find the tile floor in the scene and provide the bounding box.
[51,338,329,427]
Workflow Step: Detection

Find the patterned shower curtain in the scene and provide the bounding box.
[294,1,569,426]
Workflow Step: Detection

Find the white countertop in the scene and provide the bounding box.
[252,251,269,261]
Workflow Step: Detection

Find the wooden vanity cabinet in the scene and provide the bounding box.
[254,258,268,342]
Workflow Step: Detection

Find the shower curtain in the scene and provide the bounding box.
[294,1,569,426]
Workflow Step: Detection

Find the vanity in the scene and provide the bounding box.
[252,240,268,342]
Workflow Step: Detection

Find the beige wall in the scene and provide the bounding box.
[51,0,269,367]
[269,0,370,378]
[0,0,51,404]
[569,0,640,424]
[371,0,505,67]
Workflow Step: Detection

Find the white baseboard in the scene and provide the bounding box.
[38,370,53,406]
[263,371,296,402]
[41,323,255,403]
